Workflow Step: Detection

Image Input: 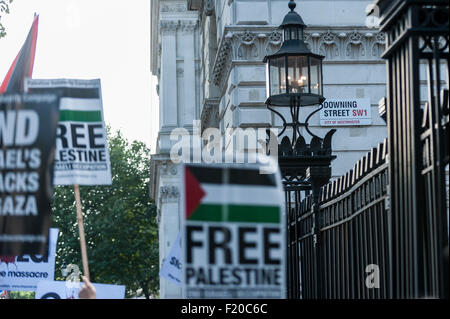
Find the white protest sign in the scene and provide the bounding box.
[160,232,182,287]
[25,79,112,186]
[35,280,125,299]
[320,98,372,126]
[0,228,59,291]
[182,163,286,299]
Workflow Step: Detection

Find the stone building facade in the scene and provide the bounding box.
[150,0,388,298]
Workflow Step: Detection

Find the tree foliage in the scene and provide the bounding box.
[8,291,34,299]
[0,0,13,39]
[51,129,159,299]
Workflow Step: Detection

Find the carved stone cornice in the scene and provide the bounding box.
[160,1,187,13]
[180,19,198,32]
[159,186,180,203]
[160,161,179,176]
[201,98,220,133]
[149,155,177,201]
[160,19,198,34]
[212,32,234,88]
[211,26,386,89]
[159,20,179,33]
[306,29,387,60]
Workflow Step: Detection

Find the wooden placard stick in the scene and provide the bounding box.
[74,184,90,280]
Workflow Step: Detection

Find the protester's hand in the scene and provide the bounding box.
[78,276,96,299]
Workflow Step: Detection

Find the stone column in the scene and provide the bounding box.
[160,20,179,128]
[180,20,198,128]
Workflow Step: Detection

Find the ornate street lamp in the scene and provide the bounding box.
[264,0,336,191]
[264,0,324,108]
[264,0,337,299]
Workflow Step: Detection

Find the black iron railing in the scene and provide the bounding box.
[379,0,449,298]
[287,139,391,298]
[283,0,448,299]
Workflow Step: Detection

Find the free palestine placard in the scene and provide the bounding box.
[182,163,286,299]
[25,79,112,186]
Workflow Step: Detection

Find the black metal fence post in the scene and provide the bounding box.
[377,0,449,298]
[307,166,332,298]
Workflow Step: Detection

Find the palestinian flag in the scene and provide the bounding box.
[184,165,282,224]
[26,79,102,123]
[25,78,112,186]
[0,15,39,94]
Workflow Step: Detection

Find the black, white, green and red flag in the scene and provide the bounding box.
[185,165,281,224]
[182,163,286,299]
[0,15,39,94]
[25,78,112,186]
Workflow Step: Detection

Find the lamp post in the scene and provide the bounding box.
[264,0,336,299]
[264,0,336,196]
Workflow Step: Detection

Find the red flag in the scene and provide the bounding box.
[0,15,39,94]
[184,166,206,219]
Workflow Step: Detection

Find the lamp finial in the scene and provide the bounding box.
[288,0,296,12]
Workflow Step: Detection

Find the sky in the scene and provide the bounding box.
[0,0,159,150]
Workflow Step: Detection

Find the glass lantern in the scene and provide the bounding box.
[264,1,325,107]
